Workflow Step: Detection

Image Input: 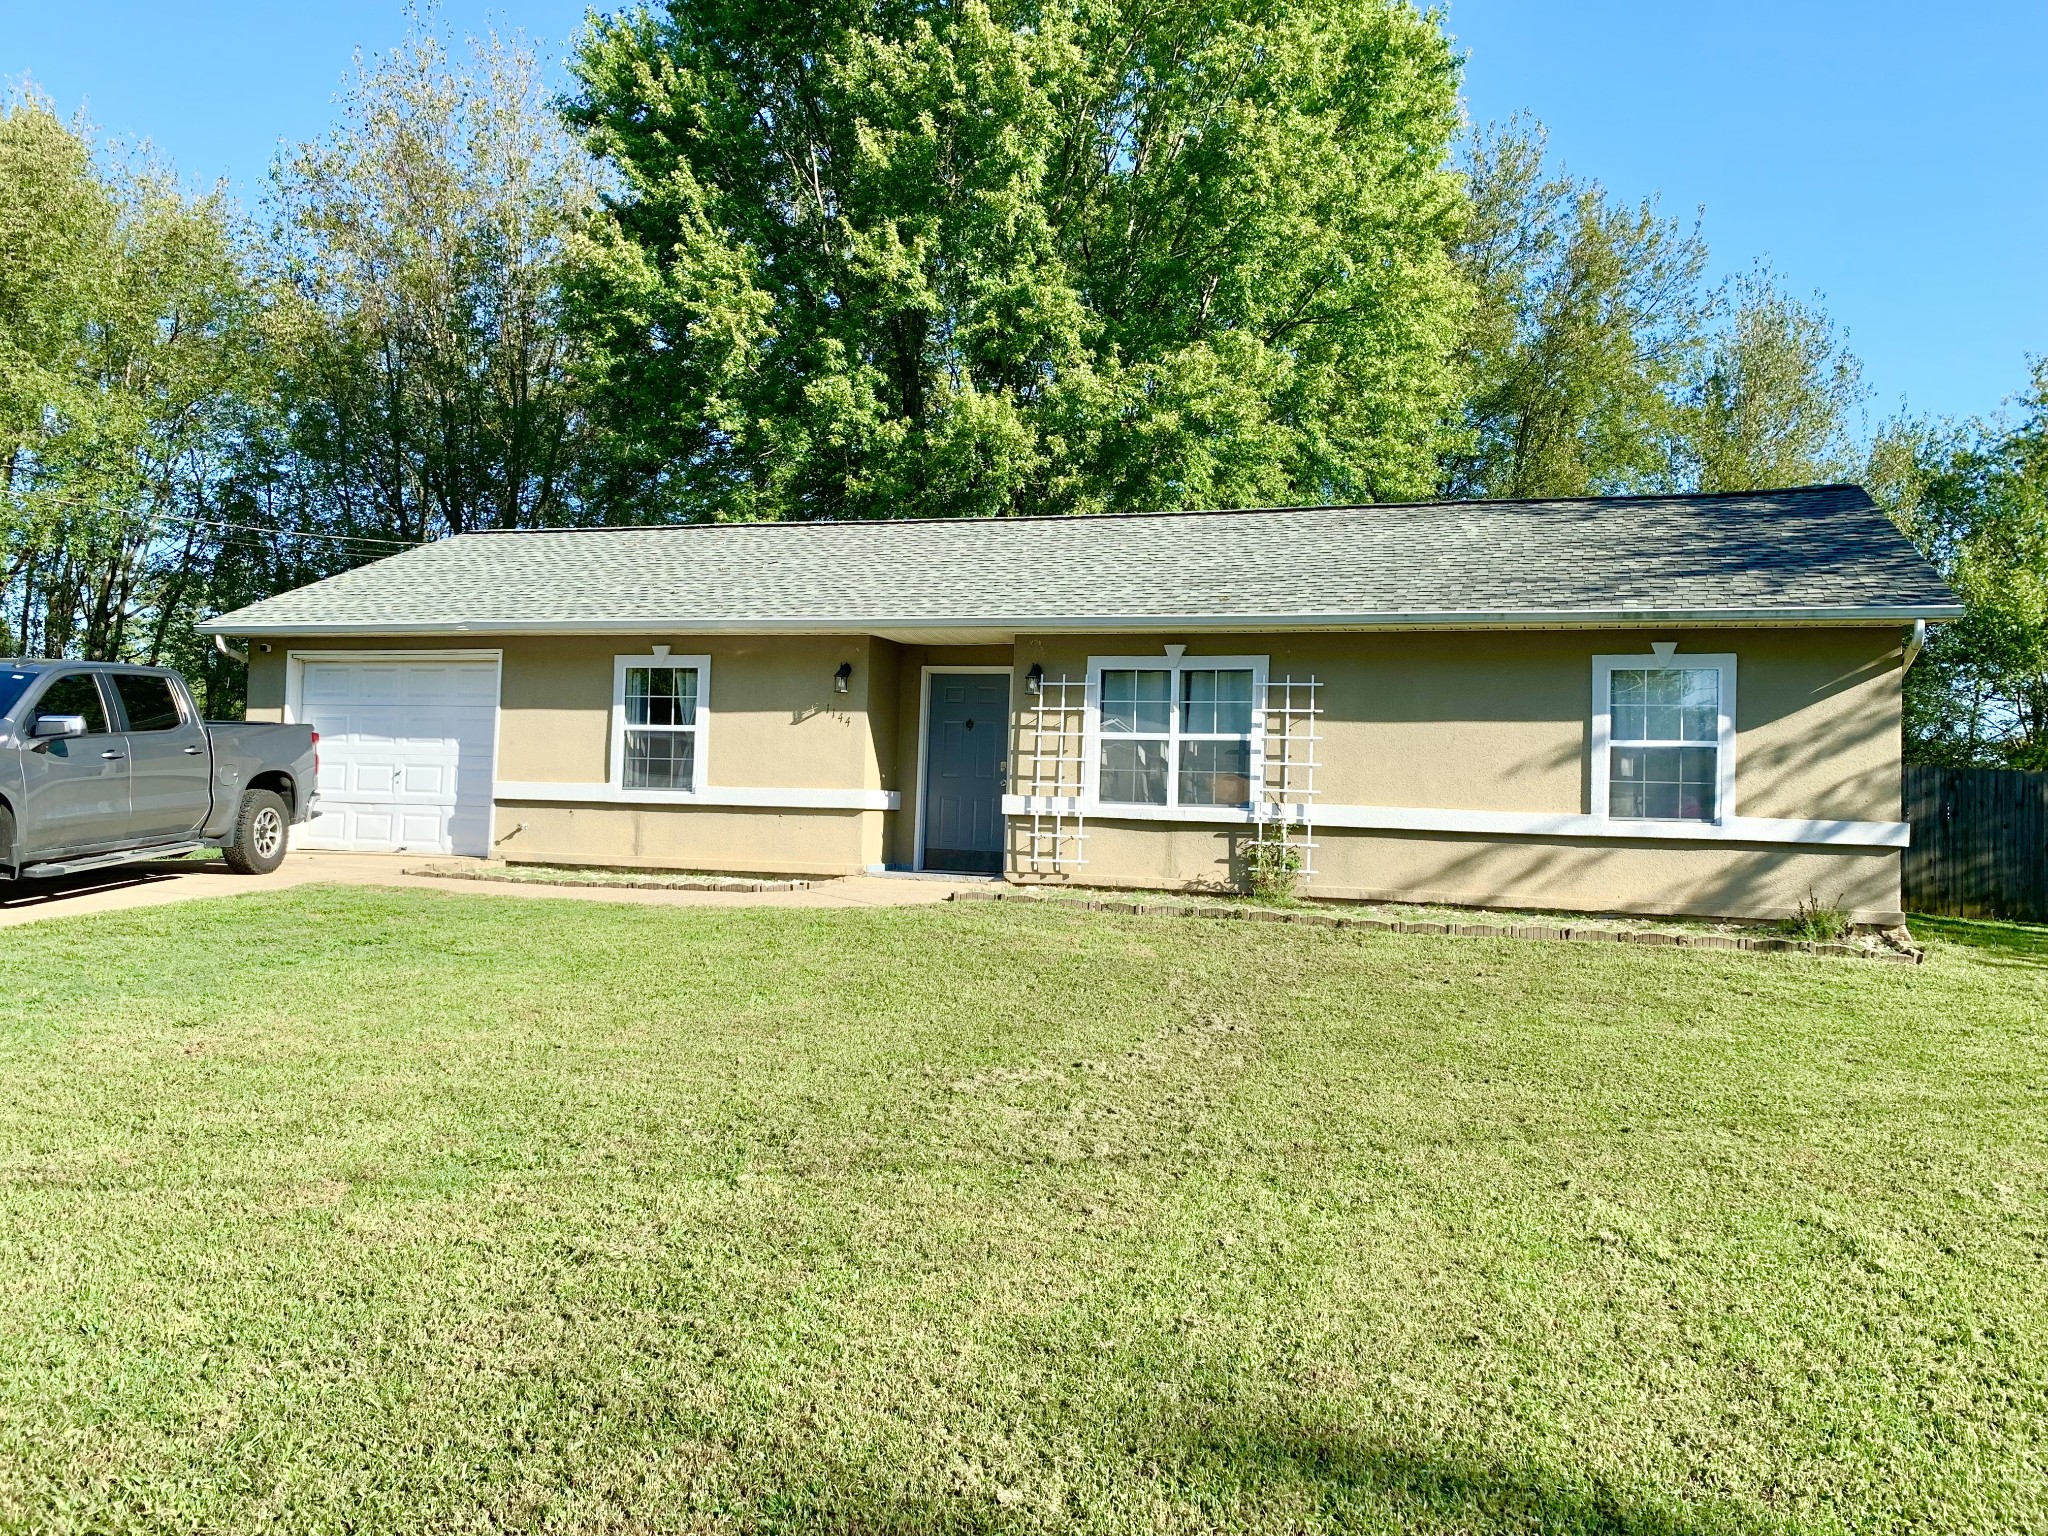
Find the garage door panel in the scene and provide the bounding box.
[302,671,357,705]
[401,763,450,795]
[296,659,498,857]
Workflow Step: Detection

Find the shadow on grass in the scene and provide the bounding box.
[788,1429,1775,1535]
[1911,911,2048,969]
[1174,1426,1775,1536]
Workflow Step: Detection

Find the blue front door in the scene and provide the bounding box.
[923,673,1008,873]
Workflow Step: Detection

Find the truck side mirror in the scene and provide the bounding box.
[32,714,88,740]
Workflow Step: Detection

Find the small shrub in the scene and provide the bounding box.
[1243,838,1305,901]
[1781,890,1851,944]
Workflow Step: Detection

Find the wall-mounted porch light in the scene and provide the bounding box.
[834,661,853,694]
[1026,663,1044,696]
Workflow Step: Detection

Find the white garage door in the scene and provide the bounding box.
[296,658,499,856]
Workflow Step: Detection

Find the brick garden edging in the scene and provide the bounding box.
[406,863,811,894]
[949,888,1924,964]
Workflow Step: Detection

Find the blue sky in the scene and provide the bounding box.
[6,1,2043,430]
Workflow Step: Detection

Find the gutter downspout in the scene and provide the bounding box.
[1901,618,1927,674]
[213,633,249,664]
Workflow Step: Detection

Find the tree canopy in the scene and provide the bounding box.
[0,88,257,688]
[2,0,2040,766]
[562,0,1471,521]
[1869,368,2048,769]
[265,22,604,541]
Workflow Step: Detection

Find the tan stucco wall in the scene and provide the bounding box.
[1008,627,1909,922]
[249,633,886,875]
[1028,820,1902,923]
[251,634,879,788]
[1012,628,1904,823]
[244,624,1910,917]
[492,803,876,877]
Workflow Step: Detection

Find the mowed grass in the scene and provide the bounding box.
[0,890,2044,1535]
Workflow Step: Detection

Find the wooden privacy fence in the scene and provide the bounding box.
[1903,765,2048,921]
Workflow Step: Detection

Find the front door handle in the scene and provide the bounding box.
[182,745,204,755]
[101,751,125,760]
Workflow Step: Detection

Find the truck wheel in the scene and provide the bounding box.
[223,789,290,875]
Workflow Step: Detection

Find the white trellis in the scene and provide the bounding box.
[1016,674,1089,874]
[1255,674,1321,878]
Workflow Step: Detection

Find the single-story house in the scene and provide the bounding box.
[199,484,1959,924]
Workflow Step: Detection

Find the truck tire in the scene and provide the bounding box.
[222,789,290,875]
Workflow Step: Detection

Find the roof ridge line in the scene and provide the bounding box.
[449,484,1868,538]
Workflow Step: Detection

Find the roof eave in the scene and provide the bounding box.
[196,603,1967,637]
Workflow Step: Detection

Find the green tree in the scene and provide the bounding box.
[0,87,261,679]
[265,8,604,541]
[1678,266,1864,493]
[1869,368,2048,768]
[563,0,1470,522]
[1443,119,1707,499]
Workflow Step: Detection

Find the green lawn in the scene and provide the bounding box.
[1,890,2043,1535]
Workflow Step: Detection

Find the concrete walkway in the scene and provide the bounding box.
[0,851,995,930]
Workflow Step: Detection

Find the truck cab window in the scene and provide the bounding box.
[33,673,109,735]
[113,673,184,731]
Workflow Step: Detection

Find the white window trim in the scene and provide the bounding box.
[1083,651,1269,812]
[1000,792,1905,846]
[610,651,712,797]
[1590,650,1736,826]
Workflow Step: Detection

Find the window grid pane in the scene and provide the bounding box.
[1099,738,1169,805]
[626,666,698,727]
[1610,668,1717,743]
[1179,668,1253,735]
[1178,739,1251,807]
[625,729,696,790]
[1101,669,1171,735]
[1094,661,1260,808]
[1609,745,1717,822]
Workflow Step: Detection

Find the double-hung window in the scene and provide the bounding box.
[611,653,710,793]
[1090,655,1264,810]
[1592,652,1734,824]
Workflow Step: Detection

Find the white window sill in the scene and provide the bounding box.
[1001,794,1907,848]
[497,781,898,811]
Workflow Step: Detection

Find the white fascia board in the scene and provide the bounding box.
[196,603,1966,638]
[497,781,897,811]
[1001,794,1908,848]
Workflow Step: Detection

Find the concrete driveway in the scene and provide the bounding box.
[0,852,993,930]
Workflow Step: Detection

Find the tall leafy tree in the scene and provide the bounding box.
[265,9,605,541]
[1678,267,1865,493]
[0,87,260,681]
[1443,119,1707,499]
[1447,120,1871,503]
[1870,368,2048,768]
[563,0,1470,522]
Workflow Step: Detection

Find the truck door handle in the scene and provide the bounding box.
[182,745,204,755]
[101,751,125,760]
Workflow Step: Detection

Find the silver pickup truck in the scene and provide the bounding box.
[0,660,316,881]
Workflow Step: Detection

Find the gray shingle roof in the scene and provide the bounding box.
[200,484,1959,635]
